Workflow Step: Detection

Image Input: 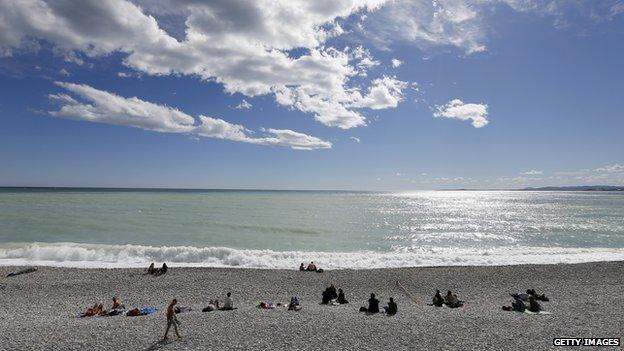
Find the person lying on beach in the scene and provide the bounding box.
[337,288,349,304]
[146,263,156,275]
[288,296,302,311]
[257,301,277,309]
[299,263,305,271]
[528,296,542,313]
[155,263,168,276]
[359,293,380,313]
[80,303,102,317]
[202,300,218,312]
[511,289,549,302]
[384,297,397,315]
[432,290,444,307]
[306,262,317,271]
[163,299,181,340]
[444,291,463,308]
[502,297,526,312]
[220,292,235,310]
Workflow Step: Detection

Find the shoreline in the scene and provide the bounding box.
[1,261,622,350]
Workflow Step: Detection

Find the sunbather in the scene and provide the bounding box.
[220,292,234,310]
[146,263,156,275]
[528,296,542,313]
[299,263,305,271]
[202,300,217,312]
[384,297,397,315]
[112,296,124,310]
[360,293,380,313]
[155,263,168,276]
[444,290,463,308]
[306,261,317,271]
[288,296,302,311]
[337,288,349,304]
[432,290,444,307]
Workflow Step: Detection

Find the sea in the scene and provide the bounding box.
[1,188,623,269]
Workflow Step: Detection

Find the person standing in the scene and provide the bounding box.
[163,299,182,340]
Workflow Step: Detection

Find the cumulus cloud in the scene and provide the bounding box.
[521,170,543,175]
[350,76,408,109]
[0,0,407,130]
[49,82,331,150]
[433,99,489,128]
[391,58,402,68]
[234,99,252,110]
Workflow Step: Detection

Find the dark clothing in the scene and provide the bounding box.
[512,299,526,312]
[528,300,541,313]
[367,297,380,313]
[322,290,331,304]
[432,293,444,307]
[385,301,398,315]
[328,286,338,300]
[337,292,349,304]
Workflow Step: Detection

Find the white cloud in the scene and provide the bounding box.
[59,68,70,76]
[234,99,252,110]
[521,170,543,175]
[594,163,624,173]
[350,76,408,109]
[433,99,489,128]
[0,0,407,130]
[49,82,331,150]
[349,136,361,143]
[391,58,402,68]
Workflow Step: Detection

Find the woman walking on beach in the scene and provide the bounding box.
[163,299,182,340]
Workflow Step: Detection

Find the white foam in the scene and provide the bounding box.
[1,242,624,269]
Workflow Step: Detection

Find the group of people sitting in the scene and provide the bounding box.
[299,261,324,273]
[359,293,397,315]
[146,262,168,276]
[321,284,349,305]
[503,289,549,313]
[80,296,125,317]
[202,292,236,312]
[431,290,464,308]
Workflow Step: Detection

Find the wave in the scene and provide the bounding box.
[1,242,624,269]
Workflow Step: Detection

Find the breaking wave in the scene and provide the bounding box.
[1,242,624,269]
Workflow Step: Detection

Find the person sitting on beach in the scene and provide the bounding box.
[220,292,234,310]
[360,293,380,313]
[299,263,305,271]
[528,296,542,313]
[328,284,338,300]
[337,288,349,304]
[322,287,332,304]
[306,261,317,271]
[156,263,168,276]
[432,290,444,307]
[444,290,463,308]
[111,296,124,310]
[512,297,526,312]
[146,263,156,275]
[288,296,302,311]
[384,297,398,315]
[163,299,181,340]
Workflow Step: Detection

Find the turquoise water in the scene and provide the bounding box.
[1,189,624,268]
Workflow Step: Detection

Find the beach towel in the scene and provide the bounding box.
[140,307,157,315]
[175,306,192,314]
[524,310,552,315]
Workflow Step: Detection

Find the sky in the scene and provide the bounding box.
[0,0,623,190]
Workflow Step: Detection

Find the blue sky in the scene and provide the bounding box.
[0,0,623,190]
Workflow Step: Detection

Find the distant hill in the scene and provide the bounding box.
[522,185,624,191]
